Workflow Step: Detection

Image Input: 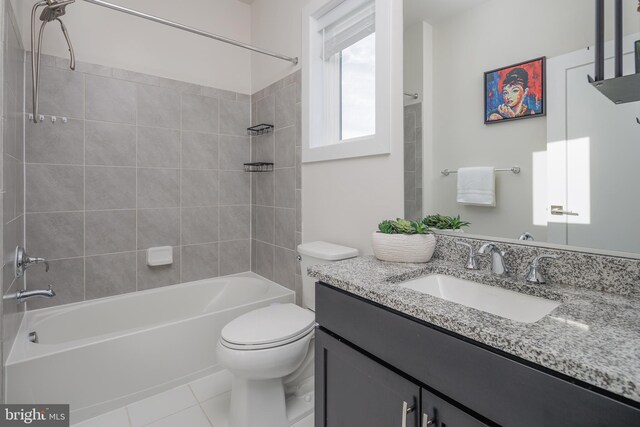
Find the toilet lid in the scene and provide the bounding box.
[221,303,315,347]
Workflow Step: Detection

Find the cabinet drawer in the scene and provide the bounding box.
[316,283,640,427]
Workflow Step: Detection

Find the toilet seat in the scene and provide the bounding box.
[220,303,315,350]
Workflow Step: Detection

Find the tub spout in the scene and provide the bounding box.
[3,285,56,303]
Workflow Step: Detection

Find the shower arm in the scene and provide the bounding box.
[80,0,298,65]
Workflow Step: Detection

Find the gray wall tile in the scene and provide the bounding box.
[219,99,250,136]
[274,247,296,290]
[219,171,250,205]
[85,210,136,255]
[252,132,275,164]
[219,205,250,241]
[85,252,136,299]
[181,170,219,207]
[85,75,136,123]
[181,94,219,133]
[27,258,84,309]
[181,206,219,245]
[137,127,181,168]
[182,132,218,169]
[181,243,219,282]
[85,121,136,166]
[27,66,84,118]
[254,95,274,126]
[137,84,181,129]
[26,164,83,212]
[219,135,250,171]
[86,166,136,210]
[253,206,274,244]
[275,127,295,168]
[25,119,84,165]
[138,208,180,249]
[275,208,295,250]
[137,247,181,290]
[275,84,296,129]
[274,168,295,208]
[26,212,84,260]
[252,240,273,281]
[220,240,250,276]
[138,168,180,208]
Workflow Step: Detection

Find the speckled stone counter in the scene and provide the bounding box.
[308,256,640,403]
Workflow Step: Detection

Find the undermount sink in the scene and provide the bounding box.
[399,274,560,323]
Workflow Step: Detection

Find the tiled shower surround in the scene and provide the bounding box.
[1,0,26,400]
[25,54,254,309]
[250,71,303,304]
[404,102,422,220]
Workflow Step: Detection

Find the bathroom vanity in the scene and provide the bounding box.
[311,255,640,426]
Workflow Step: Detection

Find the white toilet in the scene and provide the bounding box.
[217,241,358,427]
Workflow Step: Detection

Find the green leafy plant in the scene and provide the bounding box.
[377,218,431,235]
[422,214,470,230]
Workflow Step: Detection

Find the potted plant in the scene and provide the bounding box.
[422,214,470,232]
[372,219,436,263]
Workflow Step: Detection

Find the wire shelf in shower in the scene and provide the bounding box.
[247,124,274,136]
[244,162,274,173]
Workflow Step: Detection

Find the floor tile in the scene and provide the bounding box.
[292,413,314,427]
[72,408,130,427]
[201,392,231,427]
[127,385,198,427]
[189,370,234,403]
[145,405,211,427]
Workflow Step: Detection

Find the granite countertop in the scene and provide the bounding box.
[308,256,640,403]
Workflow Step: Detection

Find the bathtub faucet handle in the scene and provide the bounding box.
[15,246,50,278]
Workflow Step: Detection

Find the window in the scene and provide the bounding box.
[341,33,376,140]
[303,0,396,162]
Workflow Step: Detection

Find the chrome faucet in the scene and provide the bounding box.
[477,243,510,277]
[525,255,560,284]
[15,246,49,278]
[3,285,55,303]
[455,241,480,270]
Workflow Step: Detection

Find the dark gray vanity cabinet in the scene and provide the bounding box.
[315,282,640,427]
[316,328,489,427]
[316,329,421,426]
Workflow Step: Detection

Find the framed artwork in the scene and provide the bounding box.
[484,57,546,124]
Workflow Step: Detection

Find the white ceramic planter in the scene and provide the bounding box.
[371,232,436,263]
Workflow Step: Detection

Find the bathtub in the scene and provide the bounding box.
[5,272,294,423]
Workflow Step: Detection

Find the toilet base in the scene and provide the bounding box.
[229,377,288,427]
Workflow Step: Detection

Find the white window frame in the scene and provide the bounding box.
[302,0,393,163]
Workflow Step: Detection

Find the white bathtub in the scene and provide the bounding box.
[5,272,294,423]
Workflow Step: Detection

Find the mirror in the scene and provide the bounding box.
[403,0,640,257]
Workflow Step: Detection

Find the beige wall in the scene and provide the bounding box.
[22,0,252,93]
[427,0,640,241]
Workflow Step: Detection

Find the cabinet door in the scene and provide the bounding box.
[316,329,420,427]
[421,388,489,427]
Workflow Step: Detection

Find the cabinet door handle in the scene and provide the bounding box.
[422,413,434,426]
[402,401,415,427]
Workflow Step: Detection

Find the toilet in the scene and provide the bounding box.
[217,241,358,427]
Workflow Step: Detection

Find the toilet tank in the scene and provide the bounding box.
[297,241,358,311]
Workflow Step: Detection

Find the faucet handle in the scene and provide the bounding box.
[455,241,480,270]
[526,254,560,284]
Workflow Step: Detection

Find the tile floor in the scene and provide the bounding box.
[73,370,314,427]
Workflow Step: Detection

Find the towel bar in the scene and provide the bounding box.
[441,166,521,176]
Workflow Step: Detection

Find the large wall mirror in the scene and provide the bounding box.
[403,0,640,257]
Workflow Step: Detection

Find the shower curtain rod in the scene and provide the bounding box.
[81,0,299,64]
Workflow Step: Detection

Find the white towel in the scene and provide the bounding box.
[456,167,496,206]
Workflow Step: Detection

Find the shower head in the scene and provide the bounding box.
[39,0,75,22]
